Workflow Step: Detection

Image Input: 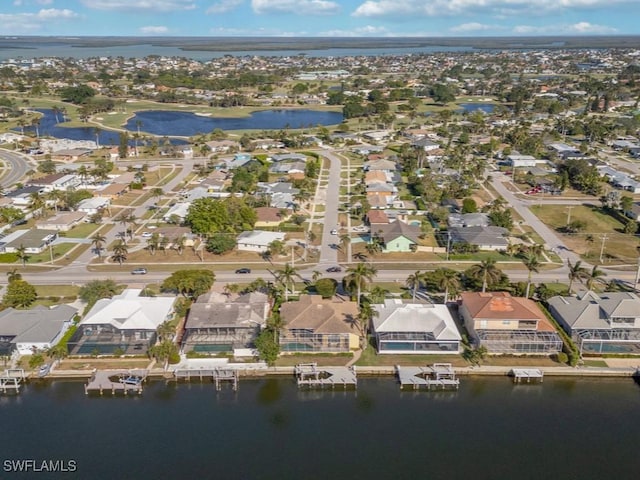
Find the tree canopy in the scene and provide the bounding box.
[2,279,37,308]
[185,197,256,235]
[79,279,119,306]
[161,269,215,298]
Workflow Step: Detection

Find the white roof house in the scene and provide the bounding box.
[77,196,110,215]
[163,202,191,222]
[81,289,176,332]
[236,230,286,253]
[371,300,462,354]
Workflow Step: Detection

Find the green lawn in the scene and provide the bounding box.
[34,284,80,297]
[62,223,101,238]
[28,243,76,264]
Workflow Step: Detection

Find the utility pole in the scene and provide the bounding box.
[565,206,574,226]
[446,232,451,261]
[635,256,640,293]
[599,234,608,263]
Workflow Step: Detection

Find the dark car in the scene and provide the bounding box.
[326,266,342,273]
[235,268,251,274]
[131,268,148,275]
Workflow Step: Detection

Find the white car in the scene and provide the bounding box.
[330,229,338,235]
[141,232,152,238]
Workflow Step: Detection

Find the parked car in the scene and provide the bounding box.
[141,232,152,238]
[131,268,148,275]
[235,268,251,274]
[330,229,338,235]
[326,266,342,273]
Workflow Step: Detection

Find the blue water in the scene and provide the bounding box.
[458,103,495,113]
[124,109,343,136]
[0,377,638,479]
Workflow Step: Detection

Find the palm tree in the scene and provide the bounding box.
[339,233,351,262]
[111,240,128,266]
[151,187,164,203]
[405,270,423,301]
[147,233,160,255]
[90,233,106,259]
[156,321,176,343]
[6,268,22,283]
[435,268,460,304]
[585,234,595,257]
[275,263,300,301]
[567,259,588,294]
[15,244,29,267]
[355,302,378,350]
[467,259,502,293]
[344,262,377,303]
[585,265,606,291]
[365,240,383,257]
[368,285,389,304]
[29,191,45,218]
[173,236,185,255]
[522,252,541,299]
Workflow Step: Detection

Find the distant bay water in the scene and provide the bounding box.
[0,377,638,480]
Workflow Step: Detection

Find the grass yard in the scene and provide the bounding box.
[62,222,101,238]
[27,243,76,264]
[530,204,640,263]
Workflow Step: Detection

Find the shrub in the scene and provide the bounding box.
[554,352,569,364]
[168,351,181,364]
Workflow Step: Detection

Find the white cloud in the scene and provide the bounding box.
[0,8,80,33]
[207,0,244,14]
[80,0,196,12]
[513,22,618,34]
[252,0,340,15]
[450,22,500,33]
[321,25,390,36]
[353,0,636,18]
[140,26,170,34]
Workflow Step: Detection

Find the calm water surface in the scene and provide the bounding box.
[0,377,638,480]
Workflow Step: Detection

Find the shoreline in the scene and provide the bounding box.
[39,364,640,381]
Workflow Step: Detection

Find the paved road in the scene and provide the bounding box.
[316,150,342,266]
[0,148,33,189]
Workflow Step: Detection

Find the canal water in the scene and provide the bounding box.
[0,377,638,480]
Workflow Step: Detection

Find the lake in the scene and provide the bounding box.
[124,109,344,136]
[458,103,495,113]
[0,376,638,480]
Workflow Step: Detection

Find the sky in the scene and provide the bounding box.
[2,0,640,37]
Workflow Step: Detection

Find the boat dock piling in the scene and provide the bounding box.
[294,363,357,389]
[0,369,26,394]
[173,368,239,391]
[511,368,544,383]
[396,364,460,390]
[84,370,148,396]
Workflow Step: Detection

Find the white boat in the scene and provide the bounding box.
[38,364,51,377]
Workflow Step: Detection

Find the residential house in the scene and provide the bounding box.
[366,210,390,226]
[0,305,77,355]
[68,289,176,355]
[5,185,44,208]
[205,139,240,153]
[77,196,110,215]
[27,173,80,192]
[163,202,191,223]
[363,158,396,172]
[372,219,421,253]
[459,292,563,354]
[225,153,252,169]
[506,154,538,168]
[448,213,491,228]
[2,229,58,254]
[36,211,86,232]
[547,291,640,355]
[279,295,360,353]
[236,230,286,253]
[182,291,270,354]
[411,137,440,152]
[94,182,129,200]
[371,299,461,354]
[255,207,288,228]
[449,226,509,251]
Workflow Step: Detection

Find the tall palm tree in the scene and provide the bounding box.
[567,259,588,294]
[467,259,502,293]
[368,285,389,304]
[111,240,128,266]
[275,263,300,301]
[522,252,541,299]
[345,262,378,303]
[354,302,378,349]
[339,233,351,262]
[147,233,160,255]
[90,233,106,259]
[435,267,460,304]
[585,265,606,291]
[156,321,175,343]
[405,270,423,301]
[15,244,29,267]
[29,191,45,218]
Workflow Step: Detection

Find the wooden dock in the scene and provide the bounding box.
[173,368,239,391]
[511,368,544,383]
[396,364,460,390]
[294,363,357,389]
[84,370,148,396]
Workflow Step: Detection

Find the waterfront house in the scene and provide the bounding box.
[68,289,176,355]
[236,230,286,253]
[371,299,461,354]
[182,291,270,354]
[459,292,562,354]
[279,295,360,353]
[547,291,640,355]
[0,305,77,355]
